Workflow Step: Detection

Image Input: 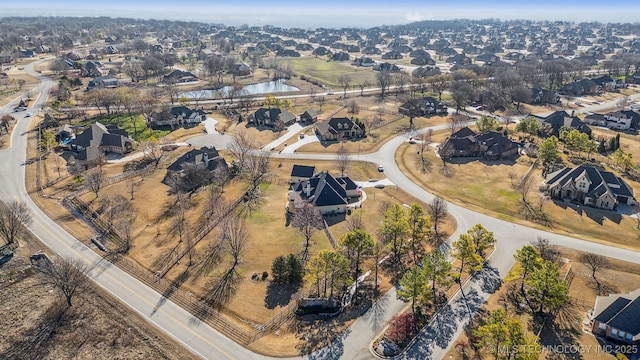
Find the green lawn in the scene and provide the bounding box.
[80,113,170,142]
[286,57,378,88]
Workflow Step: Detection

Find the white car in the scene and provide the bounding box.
[377,165,384,172]
[25,112,33,117]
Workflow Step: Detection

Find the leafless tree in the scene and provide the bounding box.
[246,149,270,187]
[450,80,476,113]
[317,96,326,112]
[291,202,323,262]
[428,197,448,243]
[347,100,360,115]
[427,74,451,101]
[376,70,392,99]
[447,113,468,135]
[415,132,432,174]
[228,129,258,176]
[534,237,559,263]
[581,253,608,287]
[237,93,254,115]
[100,194,133,229]
[358,80,370,96]
[395,72,408,97]
[125,176,141,200]
[115,206,137,254]
[41,257,90,307]
[0,200,33,246]
[346,215,363,232]
[335,144,351,177]
[84,169,104,198]
[338,74,351,98]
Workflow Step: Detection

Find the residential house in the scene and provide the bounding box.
[373,62,400,72]
[81,61,106,77]
[315,117,364,141]
[541,165,637,210]
[438,127,519,160]
[529,88,561,105]
[299,109,318,124]
[476,53,500,63]
[152,44,164,54]
[287,172,357,215]
[529,111,592,137]
[584,110,633,130]
[591,288,640,344]
[164,146,228,189]
[331,52,350,62]
[592,75,618,92]
[381,50,403,60]
[230,62,252,76]
[86,75,118,90]
[150,106,206,129]
[290,165,316,184]
[69,122,134,164]
[55,124,75,144]
[250,108,296,128]
[351,57,375,67]
[562,79,601,96]
[398,97,448,117]
[163,69,197,84]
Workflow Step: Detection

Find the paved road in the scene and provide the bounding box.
[3,62,640,360]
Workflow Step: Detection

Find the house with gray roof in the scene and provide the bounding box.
[287,172,358,215]
[438,127,519,160]
[250,108,296,128]
[584,110,638,130]
[541,165,637,210]
[164,146,228,191]
[529,111,591,137]
[69,122,134,164]
[591,288,640,344]
[315,117,364,141]
[150,106,206,129]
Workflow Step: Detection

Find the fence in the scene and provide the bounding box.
[322,218,337,249]
[62,193,301,345]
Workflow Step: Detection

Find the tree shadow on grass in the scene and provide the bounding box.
[0,301,67,360]
[264,281,302,309]
[293,316,350,359]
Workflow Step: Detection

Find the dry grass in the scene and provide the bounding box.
[395,135,640,250]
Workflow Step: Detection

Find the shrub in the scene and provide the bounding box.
[261,271,268,280]
[386,313,418,347]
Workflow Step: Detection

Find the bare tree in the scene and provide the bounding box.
[447,113,467,135]
[376,70,392,99]
[0,200,33,246]
[245,149,270,187]
[125,176,141,200]
[228,129,258,176]
[415,132,432,174]
[450,80,476,113]
[41,257,89,307]
[115,206,137,254]
[291,202,323,262]
[428,197,448,243]
[84,169,104,198]
[338,74,351,98]
[581,253,608,287]
[335,144,351,177]
[358,80,370,96]
[534,237,559,263]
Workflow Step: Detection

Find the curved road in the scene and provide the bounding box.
[1,60,640,360]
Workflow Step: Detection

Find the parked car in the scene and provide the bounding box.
[377,165,384,172]
[13,107,26,112]
[25,112,33,117]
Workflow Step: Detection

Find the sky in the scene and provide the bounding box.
[3,1,640,28]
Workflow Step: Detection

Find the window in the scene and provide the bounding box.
[612,329,618,336]
[618,331,625,338]
[627,333,633,340]
[598,322,607,330]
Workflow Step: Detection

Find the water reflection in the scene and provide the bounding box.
[180,79,299,99]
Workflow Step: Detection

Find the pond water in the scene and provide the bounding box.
[181,79,299,99]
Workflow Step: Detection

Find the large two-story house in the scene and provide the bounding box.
[287,171,359,215]
[438,127,519,160]
[164,146,228,190]
[150,106,206,129]
[584,110,639,131]
[250,108,296,128]
[541,165,637,210]
[69,122,134,164]
[398,97,448,117]
[529,111,592,137]
[315,117,364,141]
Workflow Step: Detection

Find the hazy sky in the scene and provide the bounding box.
[4,1,640,28]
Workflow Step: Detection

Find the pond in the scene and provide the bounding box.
[180,79,299,99]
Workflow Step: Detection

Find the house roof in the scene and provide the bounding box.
[545,165,635,201]
[293,172,348,207]
[301,109,318,119]
[167,146,222,172]
[530,111,591,135]
[594,289,640,336]
[327,117,356,131]
[291,165,316,178]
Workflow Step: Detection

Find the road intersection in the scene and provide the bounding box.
[1,61,640,359]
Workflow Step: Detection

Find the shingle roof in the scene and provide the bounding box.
[166,146,222,172]
[545,165,635,202]
[607,297,640,335]
[291,165,316,178]
[594,297,631,323]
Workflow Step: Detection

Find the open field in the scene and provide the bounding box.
[0,226,199,360]
[286,57,378,89]
[444,247,640,360]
